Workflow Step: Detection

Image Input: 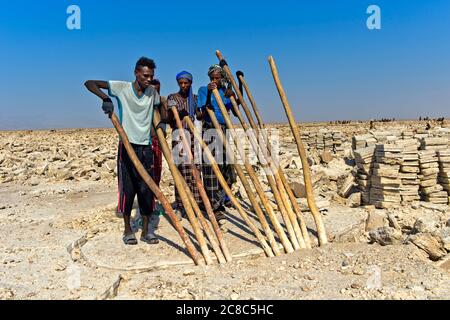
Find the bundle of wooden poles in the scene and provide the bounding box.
[109,51,328,265]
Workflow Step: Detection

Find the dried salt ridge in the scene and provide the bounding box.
[0,129,119,184]
[437,150,450,204]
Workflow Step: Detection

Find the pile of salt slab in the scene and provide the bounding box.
[418,150,447,204]
[437,149,450,204]
[303,129,344,155]
[398,139,420,202]
[369,143,403,209]
[353,146,375,205]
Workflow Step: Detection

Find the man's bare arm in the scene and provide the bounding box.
[84,80,110,100]
[84,80,114,117]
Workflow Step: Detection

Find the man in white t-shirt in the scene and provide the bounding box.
[85,57,162,245]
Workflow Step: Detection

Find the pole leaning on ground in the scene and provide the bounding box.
[171,107,232,263]
[152,110,214,265]
[228,95,308,249]
[210,91,297,253]
[109,113,202,265]
[184,117,275,257]
[214,50,305,248]
[268,56,328,246]
[206,91,286,255]
[234,73,312,249]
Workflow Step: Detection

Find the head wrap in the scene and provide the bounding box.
[176,71,193,82]
[208,64,230,88]
[176,71,195,118]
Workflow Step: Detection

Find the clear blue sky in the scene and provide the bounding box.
[1,0,449,130]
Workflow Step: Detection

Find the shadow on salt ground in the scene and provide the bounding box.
[223,210,254,237]
[160,215,203,253]
[155,235,191,259]
[226,229,261,248]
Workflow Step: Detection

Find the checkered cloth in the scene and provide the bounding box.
[201,122,235,211]
[173,136,202,210]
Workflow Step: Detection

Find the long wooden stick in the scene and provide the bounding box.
[184,117,275,257]
[203,100,282,256]
[268,56,328,246]
[152,111,213,264]
[210,91,298,252]
[237,72,265,131]
[228,95,307,249]
[213,90,304,249]
[109,113,201,265]
[214,50,304,249]
[171,107,232,263]
[215,51,259,135]
[236,74,312,249]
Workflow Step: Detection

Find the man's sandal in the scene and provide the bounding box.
[123,233,138,245]
[141,233,159,245]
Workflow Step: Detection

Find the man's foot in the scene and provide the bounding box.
[122,233,138,245]
[141,233,159,245]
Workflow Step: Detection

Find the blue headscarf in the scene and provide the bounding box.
[176,71,195,118]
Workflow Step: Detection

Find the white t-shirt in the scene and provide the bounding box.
[108,81,160,145]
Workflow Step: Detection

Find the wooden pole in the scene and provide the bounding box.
[184,117,275,257]
[215,51,305,248]
[211,89,303,249]
[237,72,265,131]
[268,56,328,246]
[228,95,307,249]
[225,98,297,253]
[215,50,259,135]
[109,113,201,265]
[171,107,232,263]
[235,74,312,249]
[152,111,213,264]
[203,105,280,256]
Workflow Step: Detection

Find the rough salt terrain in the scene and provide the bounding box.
[0,120,449,300]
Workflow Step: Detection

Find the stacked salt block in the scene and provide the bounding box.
[433,127,450,144]
[414,129,430,140]
[333,132,344,155]
[302,132,316,148]
[418,150,447,204]
[323,130,334,152]
[352,134,372,150]
[402,131,414,140]
[437,150,450,203]
[420,137,448,152]
[372,131,400,143]
[398,139,420,202]
[353,146,375,204]
[316,130,325,152]
[370,144,403,209]
[303,129,344,155]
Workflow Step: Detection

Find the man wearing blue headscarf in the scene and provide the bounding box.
[196,65,238,224]
[166,71,201,220]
